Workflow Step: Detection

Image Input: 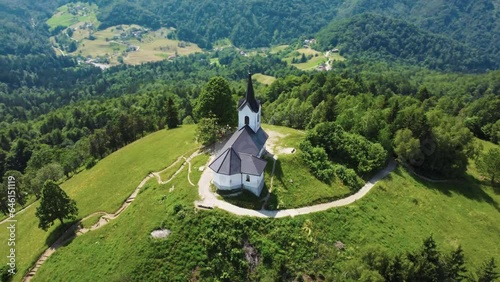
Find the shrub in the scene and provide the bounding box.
[299,141,334,183]
[333,164,364,191]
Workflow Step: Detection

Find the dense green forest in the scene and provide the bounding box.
[316,14,497,72]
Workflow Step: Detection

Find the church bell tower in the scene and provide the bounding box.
[237,73,261,133]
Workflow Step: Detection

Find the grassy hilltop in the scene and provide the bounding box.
[2,124,497,281]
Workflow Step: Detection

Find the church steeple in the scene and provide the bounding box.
[240,73,259,113]
[237,72,262,133]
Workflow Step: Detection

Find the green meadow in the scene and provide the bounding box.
[0,126,198,281]
[46,2,99,31]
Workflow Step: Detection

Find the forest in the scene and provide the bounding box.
[315,14,498,72]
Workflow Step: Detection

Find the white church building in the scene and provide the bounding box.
[209,74,268,196]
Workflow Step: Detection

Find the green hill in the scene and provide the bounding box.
[8,125,499,281]
[88,0,499,62]
[316,14,497,72]
[0,125,198,281]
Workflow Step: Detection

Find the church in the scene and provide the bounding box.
[208,74,268,196]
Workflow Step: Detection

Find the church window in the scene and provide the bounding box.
[246,175,250,182]
[245,116,249,125]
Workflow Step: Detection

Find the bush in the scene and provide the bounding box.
[333,164,364,191]
[173,204,184,214]
[85,158,97,169]
[182,115,195,125]
[299,141,335,183]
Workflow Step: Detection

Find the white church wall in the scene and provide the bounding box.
[238,105,260,133]
[213,173,242,190]
[242,172,265,196]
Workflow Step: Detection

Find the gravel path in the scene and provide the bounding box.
[195,158,397,218]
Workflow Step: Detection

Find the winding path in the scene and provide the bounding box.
[22,143,395,281]
[195,157,397,218]
[23,151,200,282]
[0,202,36,225]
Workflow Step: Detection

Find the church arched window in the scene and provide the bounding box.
[245,116,249,125]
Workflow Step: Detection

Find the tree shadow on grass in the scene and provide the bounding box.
[272,158,288,191]
[45,219,79,248]
[396,167,500,213]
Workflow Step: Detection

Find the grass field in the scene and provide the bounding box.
[260,125,352,209]
[282,48,345,70]
[253,73,276,85]
[72,26,202,65]
[47,2,202,65]
[267,154,352,209]
[31,127,499,280]
[46,2,99,31]
[0,126,198,281]
[33,153,210,281]
[270,45,290,54]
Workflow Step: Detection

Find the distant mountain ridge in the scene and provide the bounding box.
[0,0,498,73]
[91,0,499,60]
[316,13,498,72]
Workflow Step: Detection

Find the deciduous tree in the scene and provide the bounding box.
[194,77,235,125]
[35,180,78,230]
[476,148,500,184]
[394,128,422,165]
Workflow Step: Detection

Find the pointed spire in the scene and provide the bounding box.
[243,72,259,112]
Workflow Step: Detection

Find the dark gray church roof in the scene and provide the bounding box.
[240,153,267,176]
[209,147,241,175]
[209,125,268,176]
[238,73,260,113]
[221,126,268,156]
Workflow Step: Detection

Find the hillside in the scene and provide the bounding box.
[87,0,499,62]
[0,126,198,281]
[316,14,497,72]
[334,0,500,66]
[16,125,499,281]
[1,1,500,280]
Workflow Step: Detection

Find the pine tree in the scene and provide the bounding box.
[478,258,499,282]
[445,246,467,281]
[300,53,307,63]
[386,255,405,282]
[165,96,179,129]
[417,86,431,101]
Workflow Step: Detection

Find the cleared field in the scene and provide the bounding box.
[261,125,351,209]
[34,153,210,281]
[253,73,276,85]
[46,2,99,31]
[270,45,290,54]
[72,25,202,65]
[125,36,202,65]
[283,48,346,70]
